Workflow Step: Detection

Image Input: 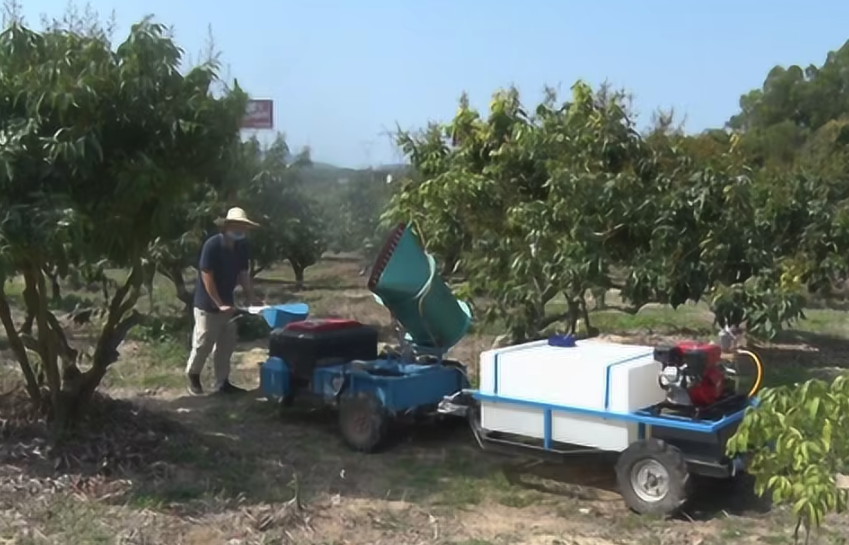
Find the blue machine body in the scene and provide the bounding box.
[260,357,291,397]
[261,356,466,414]
[311,360,466,413]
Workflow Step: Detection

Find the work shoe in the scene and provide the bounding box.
[187,374,204,396]
[216,381,247,394]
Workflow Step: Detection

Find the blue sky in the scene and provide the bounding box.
[21,0,849,167]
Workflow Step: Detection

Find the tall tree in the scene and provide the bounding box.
[728,40,849,168]
[388,82,849,341]
[240,134,327,285]
[0,18,246,428]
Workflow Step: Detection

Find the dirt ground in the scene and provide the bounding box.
[1,259,848,545]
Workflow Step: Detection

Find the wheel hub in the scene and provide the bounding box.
[353,411,371,434]
[631,459,670,503]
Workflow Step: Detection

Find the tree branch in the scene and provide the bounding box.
[159,262,193,305]
[27,264,61,407]
[0,280,41,402]
[63,262,145,418]
[92,259,143,370]
[104,310,142,361]
[46,312,78,369]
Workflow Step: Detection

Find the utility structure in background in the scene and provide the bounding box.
[224,98,275,204]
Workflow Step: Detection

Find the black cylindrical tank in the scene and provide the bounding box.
[268,318,379,383]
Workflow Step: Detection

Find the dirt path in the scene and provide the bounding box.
[3,363,845,545]
[90,380,816,545]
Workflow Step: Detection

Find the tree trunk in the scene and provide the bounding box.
[290,261,305,290]
[55,359,107,430]
[49,270,62,304]
[54,264,145,429]
[19,275,37,335]
[25,265,62,415]
[249,260,265,279]
[21,312,34,335]
[0,281,42,402]
[160,263,193,314]
[143,260,156,312]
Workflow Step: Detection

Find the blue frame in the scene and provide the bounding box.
[260,356,471,416]
[312,359,470,414]
[472,391,748,451]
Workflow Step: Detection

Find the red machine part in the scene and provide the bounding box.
[285,318,363,333]
[675,342,724,406]
[687,366,725,405]
[675,341,721,366]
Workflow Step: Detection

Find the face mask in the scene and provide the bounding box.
[225,231,245,241]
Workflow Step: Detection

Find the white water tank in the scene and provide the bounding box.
[477,339,666,452]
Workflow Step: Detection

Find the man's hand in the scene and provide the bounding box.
[218,304,234,313]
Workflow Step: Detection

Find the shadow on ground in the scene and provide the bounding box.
[140,389,772,525]
[1,385,501,515]
[500,454,770,522]
[0,379,786,545]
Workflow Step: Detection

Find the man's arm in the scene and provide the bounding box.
[199,239,226,309]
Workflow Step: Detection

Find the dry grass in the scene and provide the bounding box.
[1,258,849,544]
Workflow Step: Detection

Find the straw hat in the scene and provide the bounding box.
[215,207,259,227]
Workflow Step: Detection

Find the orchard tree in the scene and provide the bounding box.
[388,82,849,341]
[152,136,263,313]
[316,165,401,263]
[390,122,470,276]
[0,19,247,428]
[147,185,225,313]
[281,203,327,287]
[386,84,658,340]
[151,132,328,307]
[728,39,849,169]
[241,134,327,285]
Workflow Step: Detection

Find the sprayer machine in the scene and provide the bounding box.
[257,222,765,518]
[259,222,473,452]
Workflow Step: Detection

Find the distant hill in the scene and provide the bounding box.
[376,163,408,172]
[309,161,408,173]
[309,161,355,172]
[301,162,410,186]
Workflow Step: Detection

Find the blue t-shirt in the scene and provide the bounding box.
[193,233,250,312]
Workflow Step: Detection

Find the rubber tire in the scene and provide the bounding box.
[615,438,692,517]
[338,392,388,453]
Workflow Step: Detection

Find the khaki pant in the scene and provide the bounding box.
[184,308,238,389]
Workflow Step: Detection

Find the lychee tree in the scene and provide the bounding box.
[386,82,848,341]
[0,18,246,429]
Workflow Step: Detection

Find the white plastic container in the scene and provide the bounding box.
[478,339,666,451]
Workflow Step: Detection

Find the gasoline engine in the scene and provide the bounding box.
[653,342,729,409]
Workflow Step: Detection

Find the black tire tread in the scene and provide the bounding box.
[338,392,388,453]
[615,438,692,517]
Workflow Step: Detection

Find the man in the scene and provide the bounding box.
[185,207,259,395]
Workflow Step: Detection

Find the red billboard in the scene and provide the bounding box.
[241,99,274,130]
